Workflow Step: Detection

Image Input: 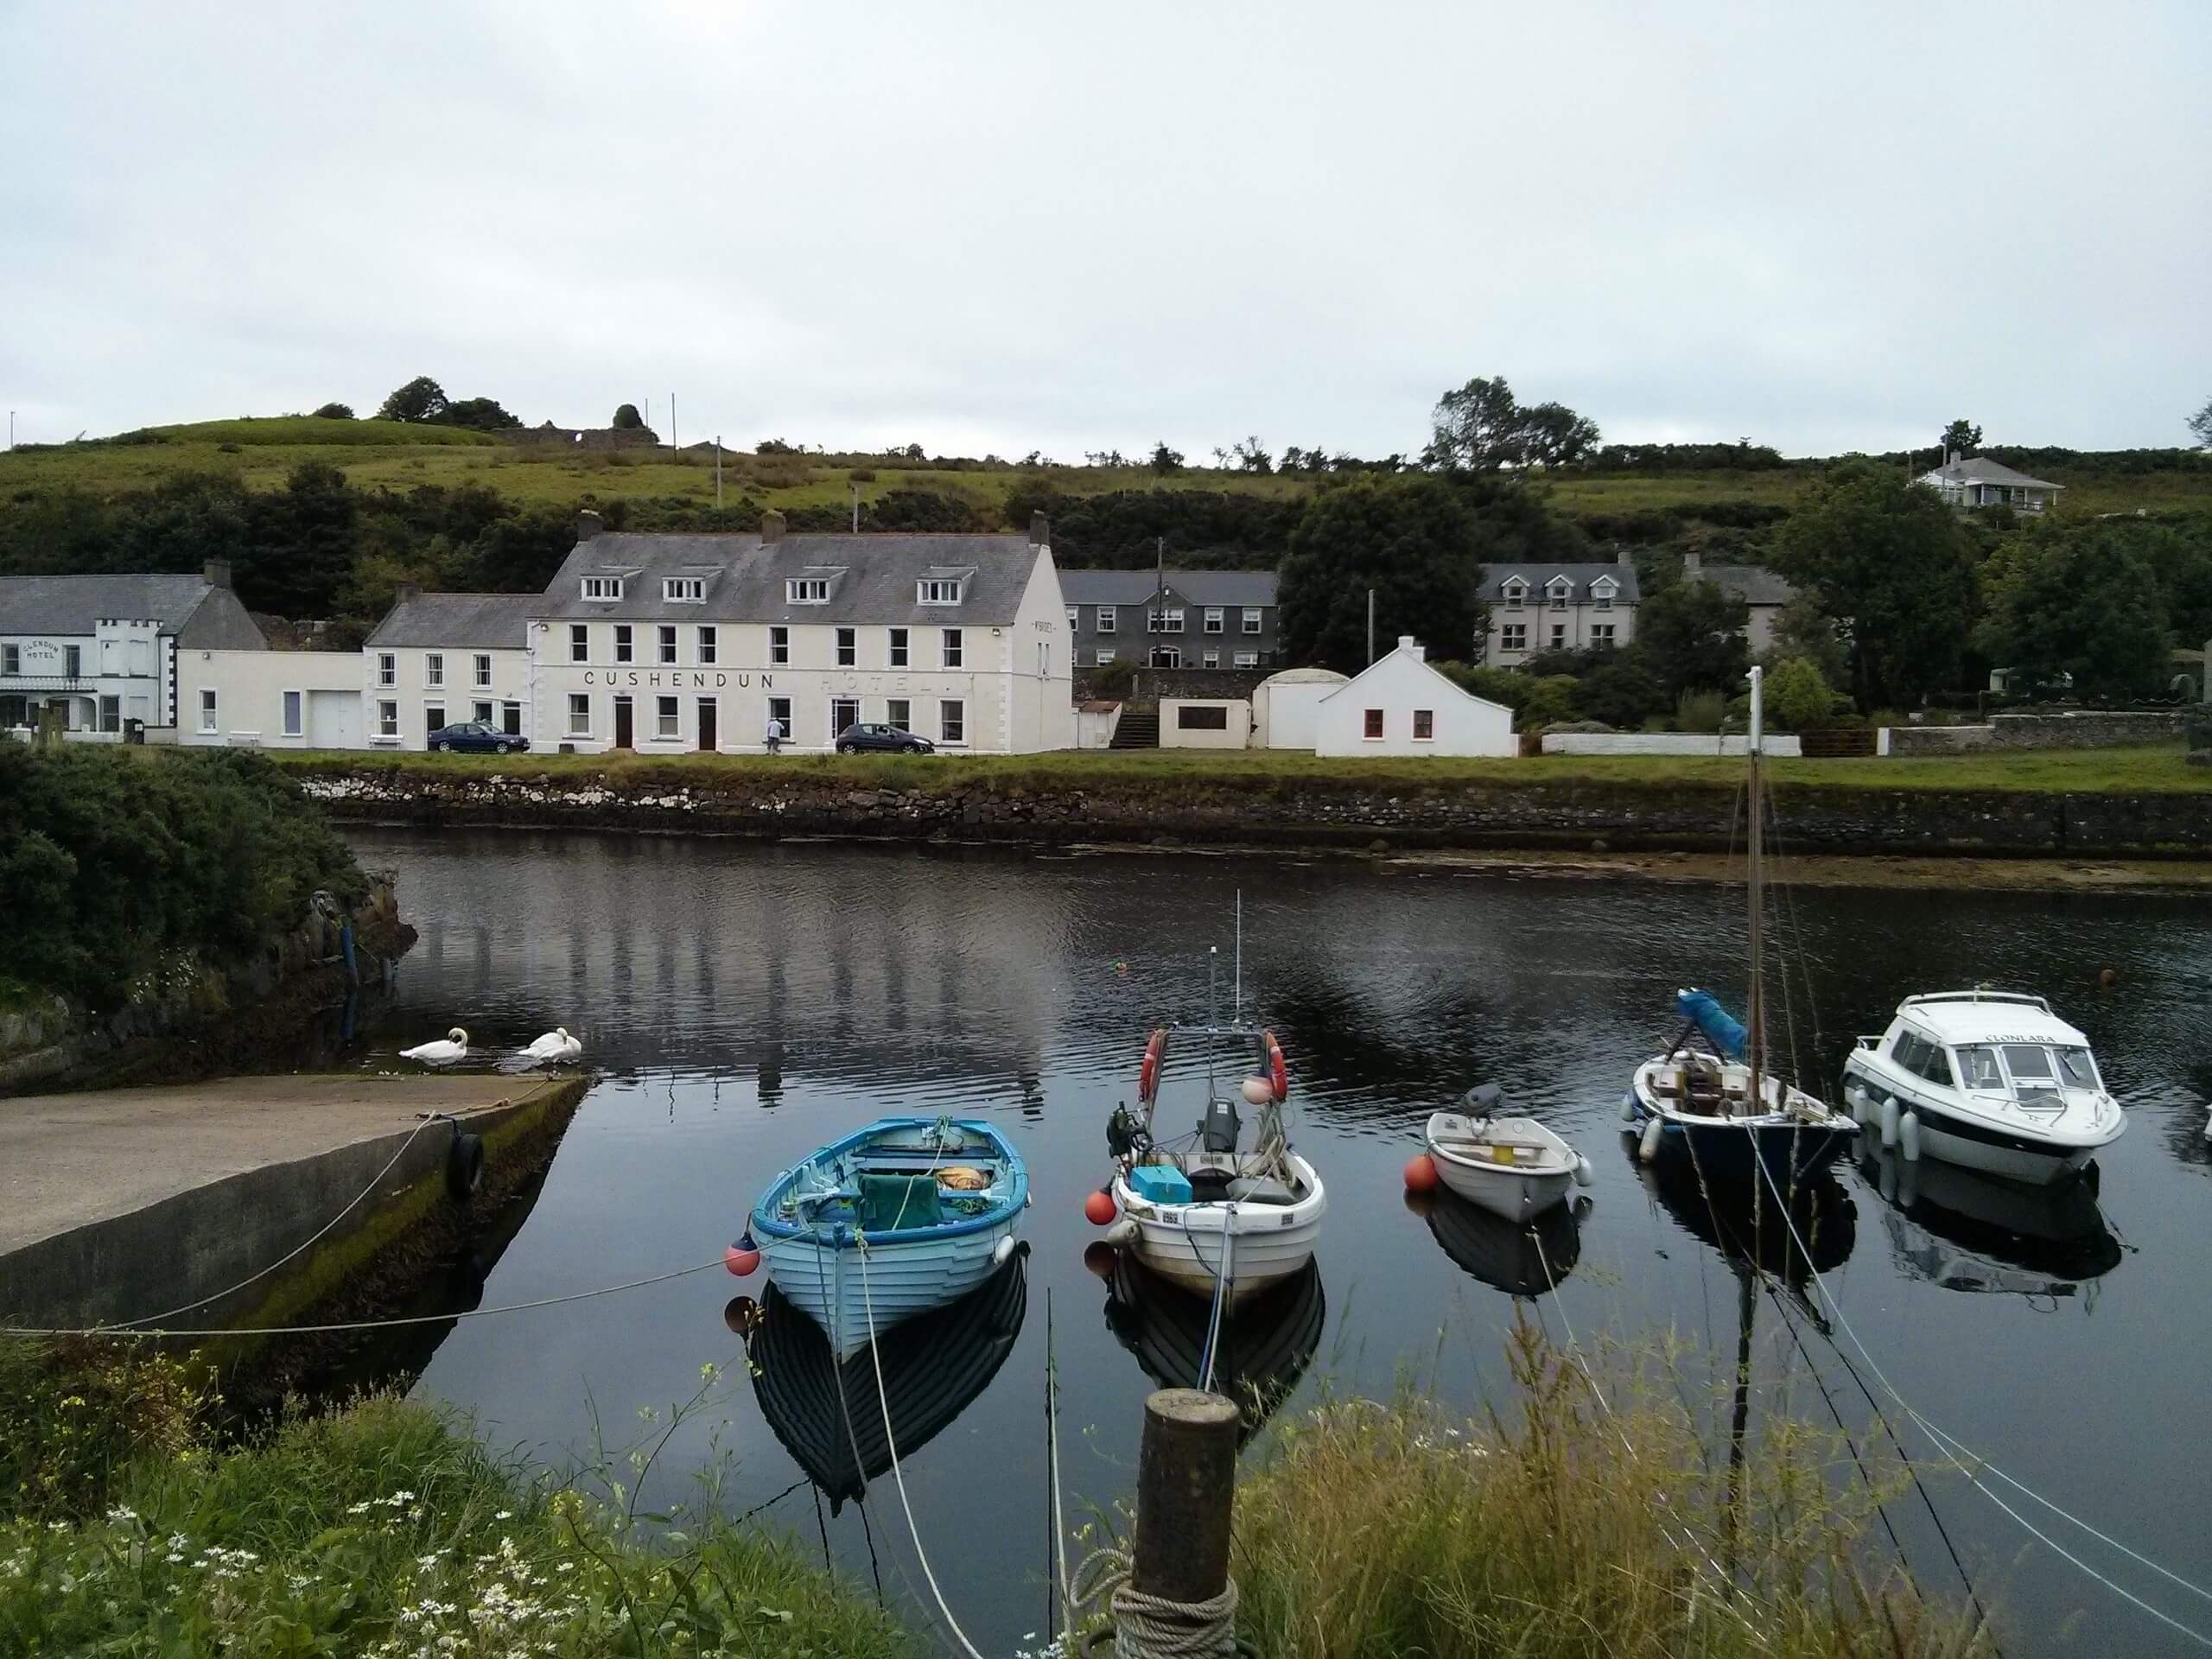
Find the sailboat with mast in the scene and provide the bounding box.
[1624,666,1859,1179]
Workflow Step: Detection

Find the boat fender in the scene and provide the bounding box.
[1620,1091,1638,1124]
[1573,1155,1594,1187]
[1878,1096,1900,1151]
[1262,1029,1289,1103]
[1844,1082,1868,1123]
[1103,1217,1140,1248]
[724,1231,761,1276]
[1084,1190,1118,1226]
[1899,1109,1921,1165]
[993,1235,1019,1267]
[445,1130,485,1201]
[1638,1117,1664,1164]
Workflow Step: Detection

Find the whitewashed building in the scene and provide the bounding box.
[0,563,265,740]
[1252,666,1349,751]
[362,590,537,749]
[1314,637,1516,758]
[527,511,1075,753]
[175,647,365,748]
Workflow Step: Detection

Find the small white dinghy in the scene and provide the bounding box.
[1426,1084,1590,1224]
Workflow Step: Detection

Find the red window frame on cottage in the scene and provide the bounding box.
[1413,709,1434,741]
[1363,709,1384,740]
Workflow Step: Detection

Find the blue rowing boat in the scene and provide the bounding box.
[747,1116,1028,1361]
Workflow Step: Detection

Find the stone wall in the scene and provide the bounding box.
[1884,710,2192,756]
[1071,666,1271,703]
[292,766,2212,858]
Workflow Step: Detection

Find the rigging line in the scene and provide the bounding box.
[1763,798,1827,1077]
[858,1498,886,1611]
[726,1477,810,1530]
[1747,1156,2212,1630]
[2,1256,728,1340]
[1046,1284,1075,1642]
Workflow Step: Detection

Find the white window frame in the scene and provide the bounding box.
[770,626,790,665]
[1148,607,1185,634]
[886,697,911,731]
[424,652,444,688]
[917,579,963,606]
[1204,607,1224,634]
[888,626,908,668]
[1547,578,1573,610]
[377,652,396,687]
[474,652,492,688]
[697,625,717,665]
[614,624,633,664]
[1095,648,1117,665]
[1202,649,1219,667]
[1413,709,1435,742]
[99,694,121,734]
[1065,607,1079,631]
[1096,606,1116,635]
[831,695,861,735]
[473,700,493,725]
[1549,621,1567,649]
[658,626,677,665]
[836,626,856,667]
[662,576,706,603]
[1501,623,1528,652]
[786,577,830,604]
[199,687,218,733]
[942,627,963,669]
[1233,651,1257,668]
[2,644,17,675]
[939,698,965,745]
[1592,623,1617,648]
[582,575,624,602]
[378,699,398,740]
[1502,582,1527,609]
[1591,579,1617,613]
[1241,607,1262,635]
[64,644,81,678]
[656,695,679,737]
[568,693,590,735]
[569,624,588,664]
[282,690,302,738]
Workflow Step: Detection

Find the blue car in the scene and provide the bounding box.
[429,720,527,754]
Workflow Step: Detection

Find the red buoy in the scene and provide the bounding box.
[724,1234,761,1276]
[1403,1154,1440,1193]
[1084,1189,1118,1226]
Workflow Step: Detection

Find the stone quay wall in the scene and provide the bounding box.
[1885,710,2193,756]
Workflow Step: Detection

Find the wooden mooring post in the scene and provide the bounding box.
[1108,1388,1242,1655]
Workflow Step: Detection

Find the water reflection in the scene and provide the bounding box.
[1632,1139,1857,1284]
[1407,1186,1586,1299]
[1859,1143,2121,1305]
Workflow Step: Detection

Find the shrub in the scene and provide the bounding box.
[1766,656,1840,731]
[310,402,355,420]
[1433,660,1531,711]
[1675,687,1726,734]
[1573,658,1667,729]
[1517,674,1580,730]
[1090,658,1137,699]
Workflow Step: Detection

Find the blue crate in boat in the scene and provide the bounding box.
[1128,1164,1194,1205]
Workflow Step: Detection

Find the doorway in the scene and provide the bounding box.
[697,697,717,752]
[613,696,634,749]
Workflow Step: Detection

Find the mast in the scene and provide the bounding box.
[1745,666,1765,1118]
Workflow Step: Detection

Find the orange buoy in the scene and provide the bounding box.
[724,1232,761,1276]
[1084,1189,1118,1226]
[1403,1154,1440,1193]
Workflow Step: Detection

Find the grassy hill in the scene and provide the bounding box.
[8,414,2207,524]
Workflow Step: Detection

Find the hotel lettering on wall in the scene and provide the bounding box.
[578,671,768,688]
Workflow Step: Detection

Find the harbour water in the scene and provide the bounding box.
[342,828,2212,1656]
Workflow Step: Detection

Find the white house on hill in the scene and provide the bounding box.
[1314,637,1516,757]
[1916,454,2063,513]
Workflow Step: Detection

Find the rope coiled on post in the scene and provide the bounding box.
[1072,1548,1249,1658]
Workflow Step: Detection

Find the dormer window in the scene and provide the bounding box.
[663,576,706,603]
[918,579,963,606]
[1502,582,1527,608]
[1547,577,1573,610]
[1591,577,1618,613]
[582,575,624,601]
[787,578,831,604]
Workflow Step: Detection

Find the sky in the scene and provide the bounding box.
[3,2,2207,461]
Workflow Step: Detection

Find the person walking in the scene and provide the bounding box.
[763,711,785,754]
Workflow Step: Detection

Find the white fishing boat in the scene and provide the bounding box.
[1424,1084,1591,1224]
[1841,990,2123,1185]
[1624,666,1858,1179]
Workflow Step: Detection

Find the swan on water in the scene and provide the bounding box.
[401,1027,469,1065]
[519,1027,582,1064]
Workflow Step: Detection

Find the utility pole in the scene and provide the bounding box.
[1366,588,1376,666]
[6,410,12,450]
[715,436,723,509]
[849,479,861,532]
[670,393,676,458]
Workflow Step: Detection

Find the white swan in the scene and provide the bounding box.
[401,1027,469,1065]
[519,1026,582,1064]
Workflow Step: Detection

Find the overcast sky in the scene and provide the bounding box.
[3,3,2206,461]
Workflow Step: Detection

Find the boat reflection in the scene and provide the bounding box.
[1405,1185,1587,1299]
[1631,1136,1857,1284]
[1858,1141,2120,1305]
[739,1248,1028,1514]
[1091,1247,1324,1445]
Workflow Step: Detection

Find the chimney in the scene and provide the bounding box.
[395,581,421,603]
[1681,550,1701,581]
[202,559,232,589]
[575,509,603,542]
[1944,449,1955,469]
[1028,511,1049,546]
[1616,540,1632,569]
[1398,634,1422,661]
[761,509,786,544]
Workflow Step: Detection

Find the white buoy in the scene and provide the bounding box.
[1845,1083,1868,1125]
[1621,1092,1638,1124]
[993,1236,1017,1266]
[1573,1155,1594,1187]
[1638,1117,1665,1164]
[1879,1095,1900,1150]
[1899,1109,1922,1164]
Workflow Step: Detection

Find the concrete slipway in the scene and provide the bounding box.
[0,1072,585,1332]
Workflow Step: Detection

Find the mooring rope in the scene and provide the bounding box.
[1071,1547,1246,1658]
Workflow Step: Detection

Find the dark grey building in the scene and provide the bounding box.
[1058,569,1281,670]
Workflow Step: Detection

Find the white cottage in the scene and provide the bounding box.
[362,590,537,749]
[1313,637,1516,758]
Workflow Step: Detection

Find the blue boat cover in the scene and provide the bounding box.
[1676,988,1747,1060]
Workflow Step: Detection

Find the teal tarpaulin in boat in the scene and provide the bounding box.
[858,1174,944,1233]
[1676,988,1747,1060]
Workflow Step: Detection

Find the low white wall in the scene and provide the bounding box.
[1541,733,1803,757]
[1075,704,1122,749]
[1161,698,1251,750]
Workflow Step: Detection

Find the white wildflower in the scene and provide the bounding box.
[105,1506,137,1525]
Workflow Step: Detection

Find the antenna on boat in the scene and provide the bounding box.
[1233,891,1243,1025]
[1207,946,1220,1100]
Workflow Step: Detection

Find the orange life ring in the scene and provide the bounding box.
[1262,1029,1288,1102]
[1139,1028,1166,1102]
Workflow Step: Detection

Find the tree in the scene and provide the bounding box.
[1974,522,2171,697]
[1765,657,1839,730]
[441,397,522,432]
[2190,397,2212,449]
[611,403,646,430]
[238,461,359,617]
[312,402,355,420]
[1572,658,1666,728]
[1941,418,1982,456]
[1629,578,1750,699]
[1149,441,1183,475]
[1520,402,1602,467]
[1424,376,1600,471]
[1767,591,1850,689]
[1771,462,1977,710]
[1277,477,1490,671]
[1230,436,1272,474]
[376,377,449,423]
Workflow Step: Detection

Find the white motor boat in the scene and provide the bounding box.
[1425,1084,1591,1224]
[1841,990,2123,1185]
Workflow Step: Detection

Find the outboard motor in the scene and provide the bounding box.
[1463,1082,1510,1121]
[1106,1103,1149,1160]
[1202,1097,1243,1154]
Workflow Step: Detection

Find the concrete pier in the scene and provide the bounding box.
[0,1072,586,1332]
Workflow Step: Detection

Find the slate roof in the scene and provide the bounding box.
[1919,456,2062,492]
[1485,563,1641,603]
[1058,569,1279,608]
[1694,563,1796,607]
[535,533,1046,626]
[365,592,538,650]
[0,574,264,648]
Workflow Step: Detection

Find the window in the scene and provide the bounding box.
[831,696,860,734]
[939,699,965,744]
[1233,651,1257,668]
[1891,1030,1955,1087]
[1177,704,1230,730]
[377,652,396,686]
[425,652,444,687]
[767,696,792,737]
[2056,1046,2100,1090]
[770,626,790,665]
[836,626,855,667]
[1548,582,1572,610]
[887,626,909,667]
[1096,606,1116,635]
[942,628,963,669]
[425,702,446,734]
[1593,588,1615,612]
[1549,622,1567,649]
[786,578,830,604]
[917,579,963,606]
[378,699,398,738]
[1202,650,1220,667]
[100,694,122,734]
[568,693,590,735]
[1066,607,1079,631]
[1502,582,1526,608]
[1363,709,1384,740]
[1095,648,1117,665]
[569,624,588,664]
[582,575,623,601]
[657,695,679,737]
[1501,623,1528,651]
[1592,624,1617,647]
[1,645,16,675]
[1957,1045,2005,1092]
[282,690,302,737]
[663,576,705,602]
[1242,607,1262,634]
[1413,709,1434,741]
[1148,607,1185,633]
[658,626,677,665]
[64,645,81,678]
[1039,641,1052,679]
[198,688,218,732]
[614,625,633,664]
[473,700,493,725]
[697,626,717,665]
[474,652,492,687]
[886,697,911,731]
[1204,607,1224,634]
